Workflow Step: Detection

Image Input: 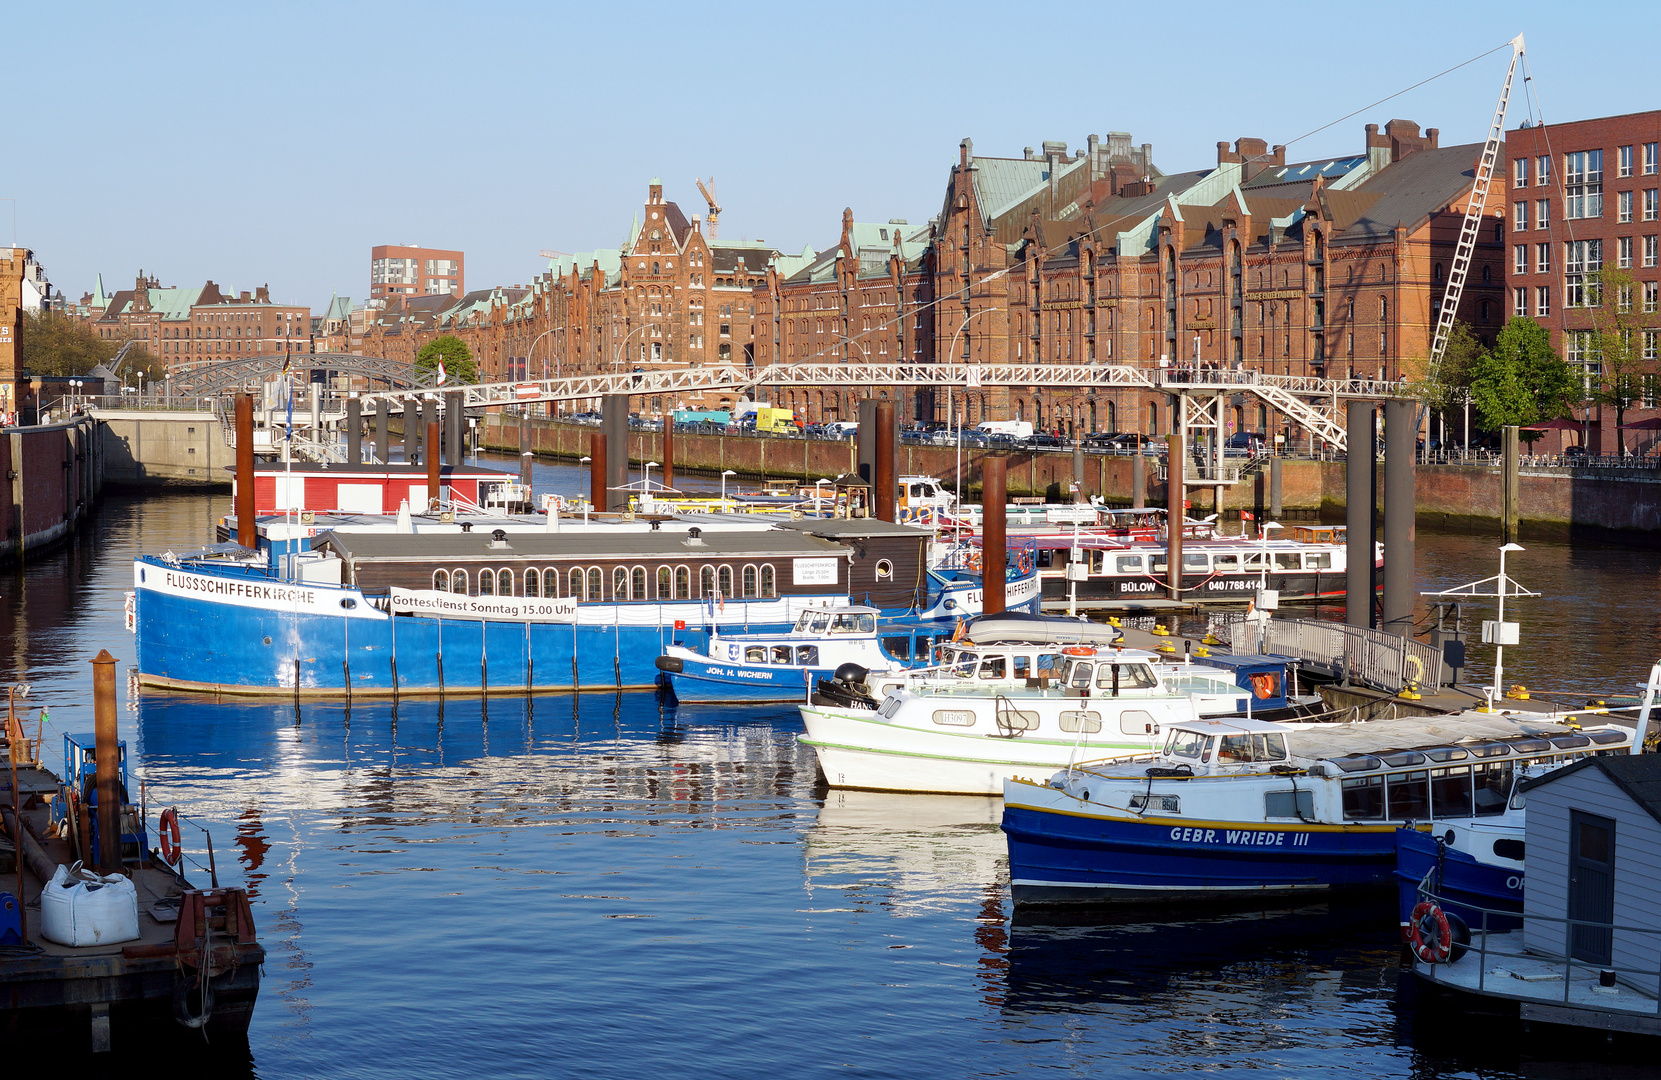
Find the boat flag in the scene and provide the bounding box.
[1241,510,1254,521]
[284,381,293,442]
[437,359,448,386]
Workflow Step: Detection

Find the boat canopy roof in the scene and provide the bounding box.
[314,528,846,562]
[1282,713,1625,763]
[965,612,1124,646]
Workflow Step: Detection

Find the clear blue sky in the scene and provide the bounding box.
[8,0,1660,315]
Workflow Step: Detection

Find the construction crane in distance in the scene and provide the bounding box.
[695,177,721,239]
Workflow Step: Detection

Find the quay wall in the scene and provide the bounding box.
[480,414,1661,542]
[95,409,229,487]
[0,416,101,563]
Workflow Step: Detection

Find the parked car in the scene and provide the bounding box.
[1022,433,1066,450]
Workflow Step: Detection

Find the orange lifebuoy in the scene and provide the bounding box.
[967,551,982,573]
[1407,900,1451,964]
[159,807,182,867]
[1061,645,1097,657]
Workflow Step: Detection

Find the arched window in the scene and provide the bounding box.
[1148,402,1160,435]
[1379,296,1389,320]
[479,569,495,595]
[632,566,647,599]
[676,566,692,599]
[497,569,513,596]
[570,568,584,599]
[699,566,714,597]
[525,568,540,597]
[742,565,758,598]
[587,567,602,599]
[657,566,672,599]
[760,565,775,597]
[613,567,628,599]
[433,569,450,592]
[452,569,469,595]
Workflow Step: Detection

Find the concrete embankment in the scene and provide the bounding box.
[1,416,101,562]
[479,414,1661,543]
[95,408,229,486]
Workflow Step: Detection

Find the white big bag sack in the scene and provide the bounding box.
[40,861,141,947]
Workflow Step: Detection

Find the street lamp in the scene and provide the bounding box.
[579,456,592,512]
[813,477,831,516]
[642,460,659,512]
[721,469,737,512]
[945,308,1003,510]
[612,321,657,375]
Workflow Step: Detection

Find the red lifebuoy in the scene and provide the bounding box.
[1407,900,1452,964]
[159,807,182,866]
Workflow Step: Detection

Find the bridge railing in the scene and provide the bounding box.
[1227,617,1443,694]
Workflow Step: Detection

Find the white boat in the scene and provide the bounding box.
[799,647,1202,795]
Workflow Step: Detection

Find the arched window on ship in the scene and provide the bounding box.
[433,569,450,592]
[700,566,715,597]
[632,566,647,600]
[453,569,469,595]
[760,565,775,597]
[657,566,672,599]
[613,567,628,600]
[569,568,584,599]
[676,565,691,599]
[742,565,758,598]
[587,567,602,600]
[718,565,734,598]
[498,569,513,596]
[479,569,495,596]
[525,568,541,597]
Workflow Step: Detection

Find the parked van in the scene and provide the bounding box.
[823,420,859,439]
[754,407,802,434]
[974,420,1034,439]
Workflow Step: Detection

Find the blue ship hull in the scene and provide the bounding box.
[659,655,823,704]
[1002,804,1402,905]
[1394,827,1523,934]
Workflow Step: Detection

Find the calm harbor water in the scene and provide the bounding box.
[6,458,1660,1076]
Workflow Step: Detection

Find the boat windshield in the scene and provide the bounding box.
[793,612,816,632]
[829,613,876,634]
[952,652,979,678]
[1094,663,1158,690]
[808,613,832,634]
[1216,733,1288,763]
[1065,661,1093,688]
[1166,729,1208,759]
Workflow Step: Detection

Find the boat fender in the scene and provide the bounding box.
[173,970,214,1030]
[159,807,182,867]
[1408,900,1456,964]
[833,662,869,684]
[655,655,684,674]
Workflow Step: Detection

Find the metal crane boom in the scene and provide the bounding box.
[695,177,721,239]
[1428,33,1525,380]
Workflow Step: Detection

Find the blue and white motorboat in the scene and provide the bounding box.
[1002,712,1631,906]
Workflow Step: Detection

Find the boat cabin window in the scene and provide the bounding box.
[1306,552,1332,569]
[1036,548,1054,569]
[1274,552,1301,570]
[454,569,470,595]
[772,646,792,665]
[761,566,776,597]
[1165,729,1208,760]
[830,613,875,634]
[1265,790,1313,818]
[718,565,734,597]
[1422,747,1468,763]
[1244,551,1268,569]
[796,646,818,665]
[743,565,758,598]
[1115,555,1143,574]
[1212,554,1239,571]
[632,567,646,599]
[1385,770,1430,820]
[614,567,628,600]
[526,568,543,597]
[1059,710,1102,733]
[701,566,715,597]
[794,612,815,632]
[1095,663,1158,691]
[809,613,832,634]
[1341,776,1384,819]
[1216,732,1287,763]
[953,652,979,679]
[1430,766,1474,818]
[1474,761,1514,815]
[1066,661,1093,688]
[569,568,584,599]
[676,566,691,599]
[588,567,603,599]
[1182,553,1210,571]
[915,635,931,660]
[883,636,912,660]
[480,570,495,595]
[1119,709,1157,735]
[433,569,450,592]
[1150,554,1167,574]
[1089,550,1106,574]
[979,656,1007,680]
[1012,655,1031,680]
[745,646,766,663]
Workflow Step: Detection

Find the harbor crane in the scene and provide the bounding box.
[695,177,721,239]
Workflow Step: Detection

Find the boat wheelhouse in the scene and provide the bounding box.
[1002,713,1632,906]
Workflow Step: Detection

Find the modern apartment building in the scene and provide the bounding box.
[370,244,464,300]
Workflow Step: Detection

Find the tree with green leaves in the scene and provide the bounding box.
[1587,268,1656,454]
[18,309,116,377]
[415,335,476,384]
[1468,317,1579,444]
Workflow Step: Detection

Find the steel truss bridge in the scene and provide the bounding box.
[169,352,430,397]
[344,362,1412,452]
